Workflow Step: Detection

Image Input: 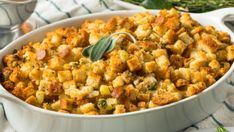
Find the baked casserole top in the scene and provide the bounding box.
[1,9,234,115]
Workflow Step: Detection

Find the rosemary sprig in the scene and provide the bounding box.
[82,32,137,62]
[122,0,234,13]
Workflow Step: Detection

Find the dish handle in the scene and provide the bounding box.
[0,85,21,128]
[0,87,8,129]
[202,7,234,20]
[201,8,234,36]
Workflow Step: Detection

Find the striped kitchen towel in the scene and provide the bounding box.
[27,0,123,28]
[2,0,234,132]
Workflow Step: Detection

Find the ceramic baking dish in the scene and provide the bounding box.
[0,8,234,132]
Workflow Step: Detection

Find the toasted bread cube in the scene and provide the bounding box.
[48,57,65,70]
[86,73,102,88]
[152,49,167,58]
[127,56,142,71]
[81,86,94,94]
[29,69,42,80]
[110,55,125,72]
[60,98,72,111]
[38,80,49,91]
[191,71,205,83]
[168,40,187,55]
[178,32,194,45]
[58,70,72,82]
[218,31,231,43]
[72,69,87,83]
[180,13,198,28]
[47,81,63,95]
[104,69,117,81]
[51,33,62,46]
[114,105,126,114]
[148,101,158,108]
[80,103,96,114]
[25,96,37,105]
[112,76,124,88]
[227,45,234,61]
[22,86,35,98]
[209,59,220,70]
[42,69,56,81]
[189,59,207,70]
[65,87,83,99]
[186,82,206,96]
[70,48,82,61]
[156,55,170,69]
[118,50,129,62]
[57,45,71,58]
[198,34,218,53]
[134,23,152,40]
[144,61,157,73]
[162,29,176,44]
[92,60,105,74]
[100,85,112,96]
[152,92,182,105]
[36,90,45,104]
[63,80,76,90]
[178,68,191,81]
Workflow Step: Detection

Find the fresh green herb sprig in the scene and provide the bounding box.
[82,32,137,62]
[216,126,228,132]
[122,0,234,13]
[122,0,173,9]
[171,0,234,13]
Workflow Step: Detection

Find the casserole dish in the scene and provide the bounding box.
[0,8,234,132]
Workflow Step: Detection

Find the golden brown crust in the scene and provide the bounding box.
[1,9,233,115]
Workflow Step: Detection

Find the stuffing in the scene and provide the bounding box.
[1,9,233,115]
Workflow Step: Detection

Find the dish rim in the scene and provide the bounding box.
[0,9,234,119]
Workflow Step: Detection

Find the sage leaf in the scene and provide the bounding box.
[90,36,113,61]
[105,38,118,53]
[82,32,137,62]
[82,45,94,57]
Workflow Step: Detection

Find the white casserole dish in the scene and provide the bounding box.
[0,8,234,132]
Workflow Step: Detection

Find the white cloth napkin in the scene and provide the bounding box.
[2,0,234,131]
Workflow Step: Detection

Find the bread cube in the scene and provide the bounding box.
[226,45,234,61]
[72,69,87,83]
[48,57,65,70]
[127,56,142,71]
[112,76,125,88]
[58,70,72,82]
[42,69,56,81]
[178,32,194,45]
[178,68,191,81]
[29,69,42,80]
[186,82,206,96]
[63,80,76,90]
[197,34,218,53]
[156,55,170,69]
[208,59,220,70]
[114,105,126,114]
[100,85,112,96]
[134,23,152,40]
[168,40,187,55]
[162,29,176,44]
[80,103,96,114]
[86,73,102,88]
[144,61,157,73]
[152,49,167,58]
